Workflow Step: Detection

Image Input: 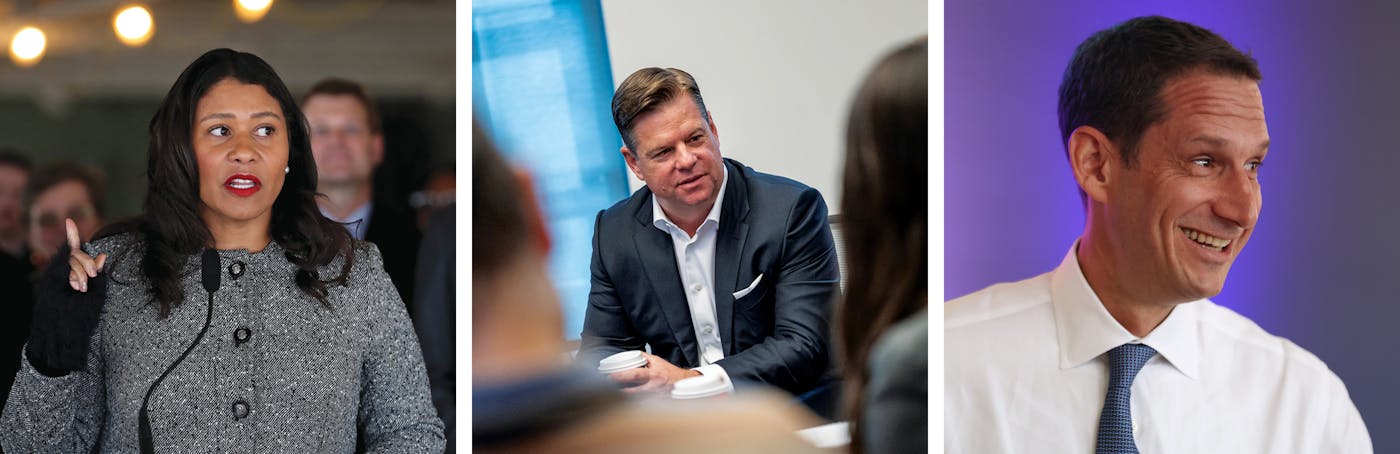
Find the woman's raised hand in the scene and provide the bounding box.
[66,218,106,292]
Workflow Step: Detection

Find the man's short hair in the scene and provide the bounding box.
[302,77,383,134]
[611,67,710,150]
[1058,16,1262,166]
[27,162,106,217]
[472,121,526,280]
[0,149,32,172]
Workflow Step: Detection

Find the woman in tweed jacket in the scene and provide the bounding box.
[0,49,444,452]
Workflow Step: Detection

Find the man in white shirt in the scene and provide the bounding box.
[946,16,1371,452]
[579,68,839,405]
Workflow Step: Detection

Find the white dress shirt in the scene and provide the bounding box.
[652,166,733,390]
[945,241,1371,453]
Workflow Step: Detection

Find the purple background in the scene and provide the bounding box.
[947,0,1400,448]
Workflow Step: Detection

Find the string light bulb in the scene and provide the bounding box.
[9,26,45,67]
[113,5,155,47]
[234,0,273,23]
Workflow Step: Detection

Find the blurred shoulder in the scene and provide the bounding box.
[870,307,929,371]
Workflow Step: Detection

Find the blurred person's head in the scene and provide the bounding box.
[834,38,928,453]
[1059,16,1266,308]
[0,150,31,254]
[472,121,559,384]
[122,48,353,316]
[26,162,104,267]
[301,78,384,192]
[612,67,724,231]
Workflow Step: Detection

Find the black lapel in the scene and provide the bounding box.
[632,191,699,367]
[713,159,750,355]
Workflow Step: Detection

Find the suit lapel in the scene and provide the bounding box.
[714,159,750,355]
[633,193,699,367]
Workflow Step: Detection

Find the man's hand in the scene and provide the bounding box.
[607,352,702,394]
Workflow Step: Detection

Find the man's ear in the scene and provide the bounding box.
[621,146,645,181]
[705,111,721,151]
[1067,125,1117,204]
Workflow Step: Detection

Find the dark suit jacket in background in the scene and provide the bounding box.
[365,195,422,310]
[580,158,839,396]
[0,250,34,445]
[412,205,455,452]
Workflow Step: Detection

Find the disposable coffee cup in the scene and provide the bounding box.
[598,350,648,374]
[670,374,729,400]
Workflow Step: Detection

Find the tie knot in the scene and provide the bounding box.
[1107,343,1157,385]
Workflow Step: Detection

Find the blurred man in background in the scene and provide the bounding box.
[0,151,30,263]
[25,162,104,271]
[0,151,34,452]
[302,78,421,305]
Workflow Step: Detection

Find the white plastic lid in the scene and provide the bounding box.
[597,350,647,373]
[670,374,729,400]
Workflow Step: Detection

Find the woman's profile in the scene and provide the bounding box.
[0,48,443,452]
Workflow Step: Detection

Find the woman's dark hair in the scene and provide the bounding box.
[835,38,927,454]
[99,48,353,317]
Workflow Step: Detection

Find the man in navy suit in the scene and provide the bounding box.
[580,67,839,398]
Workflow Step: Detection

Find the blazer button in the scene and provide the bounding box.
[228,260,246,279]
[234,327,252,345]
[231,400,250,420]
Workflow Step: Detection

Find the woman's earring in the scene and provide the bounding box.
[284,166,290,175]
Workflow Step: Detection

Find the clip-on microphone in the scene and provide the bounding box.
[138,249,220,453]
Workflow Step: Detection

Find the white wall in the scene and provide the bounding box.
[600,0,927,212]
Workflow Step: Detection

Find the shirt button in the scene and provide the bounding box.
[703,349,722,363]
[232,400,250,420]
[234,327,252,345]
[228,260,246,279]
[1132,421,1140,435]
[691,283,703,293]
[703,325,714,334]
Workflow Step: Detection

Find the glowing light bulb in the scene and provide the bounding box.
[114,5,155,47]
[10,27,45,67]
[235,0,273,23]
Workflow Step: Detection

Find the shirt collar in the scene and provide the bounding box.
[320,201,373,240]
[652,165,729,235]
[1051,239,1201,379]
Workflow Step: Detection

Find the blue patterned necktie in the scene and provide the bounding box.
[1096,343,1157,454]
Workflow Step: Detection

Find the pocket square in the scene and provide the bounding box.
[732,274,764,299]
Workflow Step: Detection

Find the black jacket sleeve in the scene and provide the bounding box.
[24,245,107,376]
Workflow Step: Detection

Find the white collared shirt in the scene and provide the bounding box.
[321,201,373,240]
[945,241,1371,453]
[652,166,733,390]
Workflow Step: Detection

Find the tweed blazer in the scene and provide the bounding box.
[0,233,444,452]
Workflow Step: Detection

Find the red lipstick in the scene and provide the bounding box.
[224,174,261,197]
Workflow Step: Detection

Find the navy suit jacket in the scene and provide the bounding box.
[580,158,839,395]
